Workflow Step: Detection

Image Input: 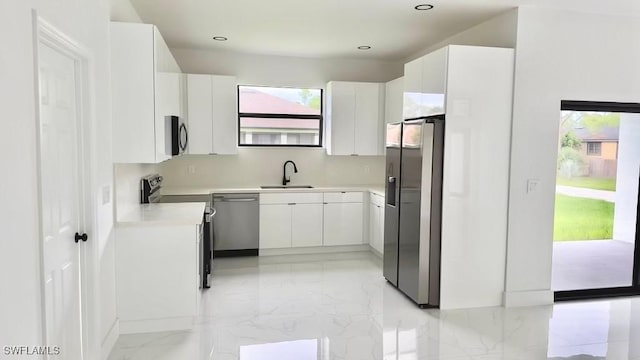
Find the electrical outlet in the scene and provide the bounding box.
[188,165,196,174]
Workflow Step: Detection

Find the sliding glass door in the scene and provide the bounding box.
[552,101,640,300]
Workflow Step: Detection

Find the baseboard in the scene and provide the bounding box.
[119,316,194,334]
[369,245,383,259]
[101,319,119,360]
[503,289,554,307]
[259,244,370,256]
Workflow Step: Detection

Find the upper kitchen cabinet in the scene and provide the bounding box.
[326,81,385,156]
[186,74,238,155]
[385,77,404,124]
[111,22,183,164]
[403,47,447,119]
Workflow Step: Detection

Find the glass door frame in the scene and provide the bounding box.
[555,100,640,301]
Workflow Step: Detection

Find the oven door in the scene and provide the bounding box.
[202,206,215,288]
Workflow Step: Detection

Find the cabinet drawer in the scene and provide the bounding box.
[323,191,364,203]
[370,193,384,207]
[260,192,323,205]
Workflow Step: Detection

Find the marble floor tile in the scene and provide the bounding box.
[108,252,640,360]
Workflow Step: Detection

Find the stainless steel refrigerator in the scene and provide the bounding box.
[383,115,445,308]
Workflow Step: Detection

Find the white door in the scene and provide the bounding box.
[211,75,239,155]
[328,82,356,155]
[259,204,292,249]
[291,204,323,247]
[354,83,381,155]
[186,74,213,154]
[38,41,84,359]
[323,203,363,246]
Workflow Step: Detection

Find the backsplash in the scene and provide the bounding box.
[159,148,385,188]
[114,163,159,218]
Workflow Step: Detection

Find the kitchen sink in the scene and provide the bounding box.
[260,185,314,189]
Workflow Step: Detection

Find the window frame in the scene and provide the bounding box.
[237,85,324,148]
[555,99,640,302]
[586,141,602,156]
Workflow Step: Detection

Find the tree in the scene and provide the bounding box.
[561,131,582,150]
[298,89,321,110]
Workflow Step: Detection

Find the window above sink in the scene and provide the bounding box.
[238,86,323,148]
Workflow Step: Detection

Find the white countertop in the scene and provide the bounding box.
[161,185,385,197]
[117,202,206,226]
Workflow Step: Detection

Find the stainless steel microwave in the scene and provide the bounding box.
[165,115,188,156]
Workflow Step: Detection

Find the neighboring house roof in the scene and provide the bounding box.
[239,88,320,131]
[572,126,619,141]
[239,88,319,115]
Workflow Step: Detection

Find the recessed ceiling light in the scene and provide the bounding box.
[414,4,434,10]
[357,45,371,50]
[212,36,228,41]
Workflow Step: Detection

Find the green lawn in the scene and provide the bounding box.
[554,194,614,241]
[556,176,617,191]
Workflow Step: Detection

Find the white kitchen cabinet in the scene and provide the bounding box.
[115,224,199,333]
[323,192,364,246]
[111,22,182,163]
[291,204,323,247]
[259,204,292,249]
[368,194,384,254]
[403,47,447,119]
[323,203,363,246]
[186,74,238,155]
[385,77,404,124]
[400,45,515,309]
[326,81,384,156]
[186,74,213,155]
[259,193,323,249]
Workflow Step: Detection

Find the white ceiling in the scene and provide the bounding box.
[130,0,640,61]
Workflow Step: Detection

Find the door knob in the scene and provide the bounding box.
[74,232,88,243]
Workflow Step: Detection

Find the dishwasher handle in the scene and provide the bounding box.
[214,197,258,202]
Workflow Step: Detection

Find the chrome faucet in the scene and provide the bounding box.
[282,160,298,186]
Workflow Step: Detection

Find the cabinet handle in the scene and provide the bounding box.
[288,203,296,205]
[323,202,328,205]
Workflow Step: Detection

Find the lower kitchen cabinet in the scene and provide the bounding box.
[115,223,199,334]
[292,204,323,247]
[369,200,384,254]
[259,202,323,249]
[323,202,364,246]
[259,204,292,249]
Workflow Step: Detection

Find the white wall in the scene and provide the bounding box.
[613,115,640,243]
[161,150,385,188]
[504,7,640,305]
[110,0,143,22]
[405,9,518,62]
[172,47,403,88]
[114,163,159,216]
[0,0,113,358]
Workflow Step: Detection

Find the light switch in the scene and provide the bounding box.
[102,186,111,205]
[527,179,540,194]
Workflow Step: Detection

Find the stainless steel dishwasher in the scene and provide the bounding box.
[211,193,259,257]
